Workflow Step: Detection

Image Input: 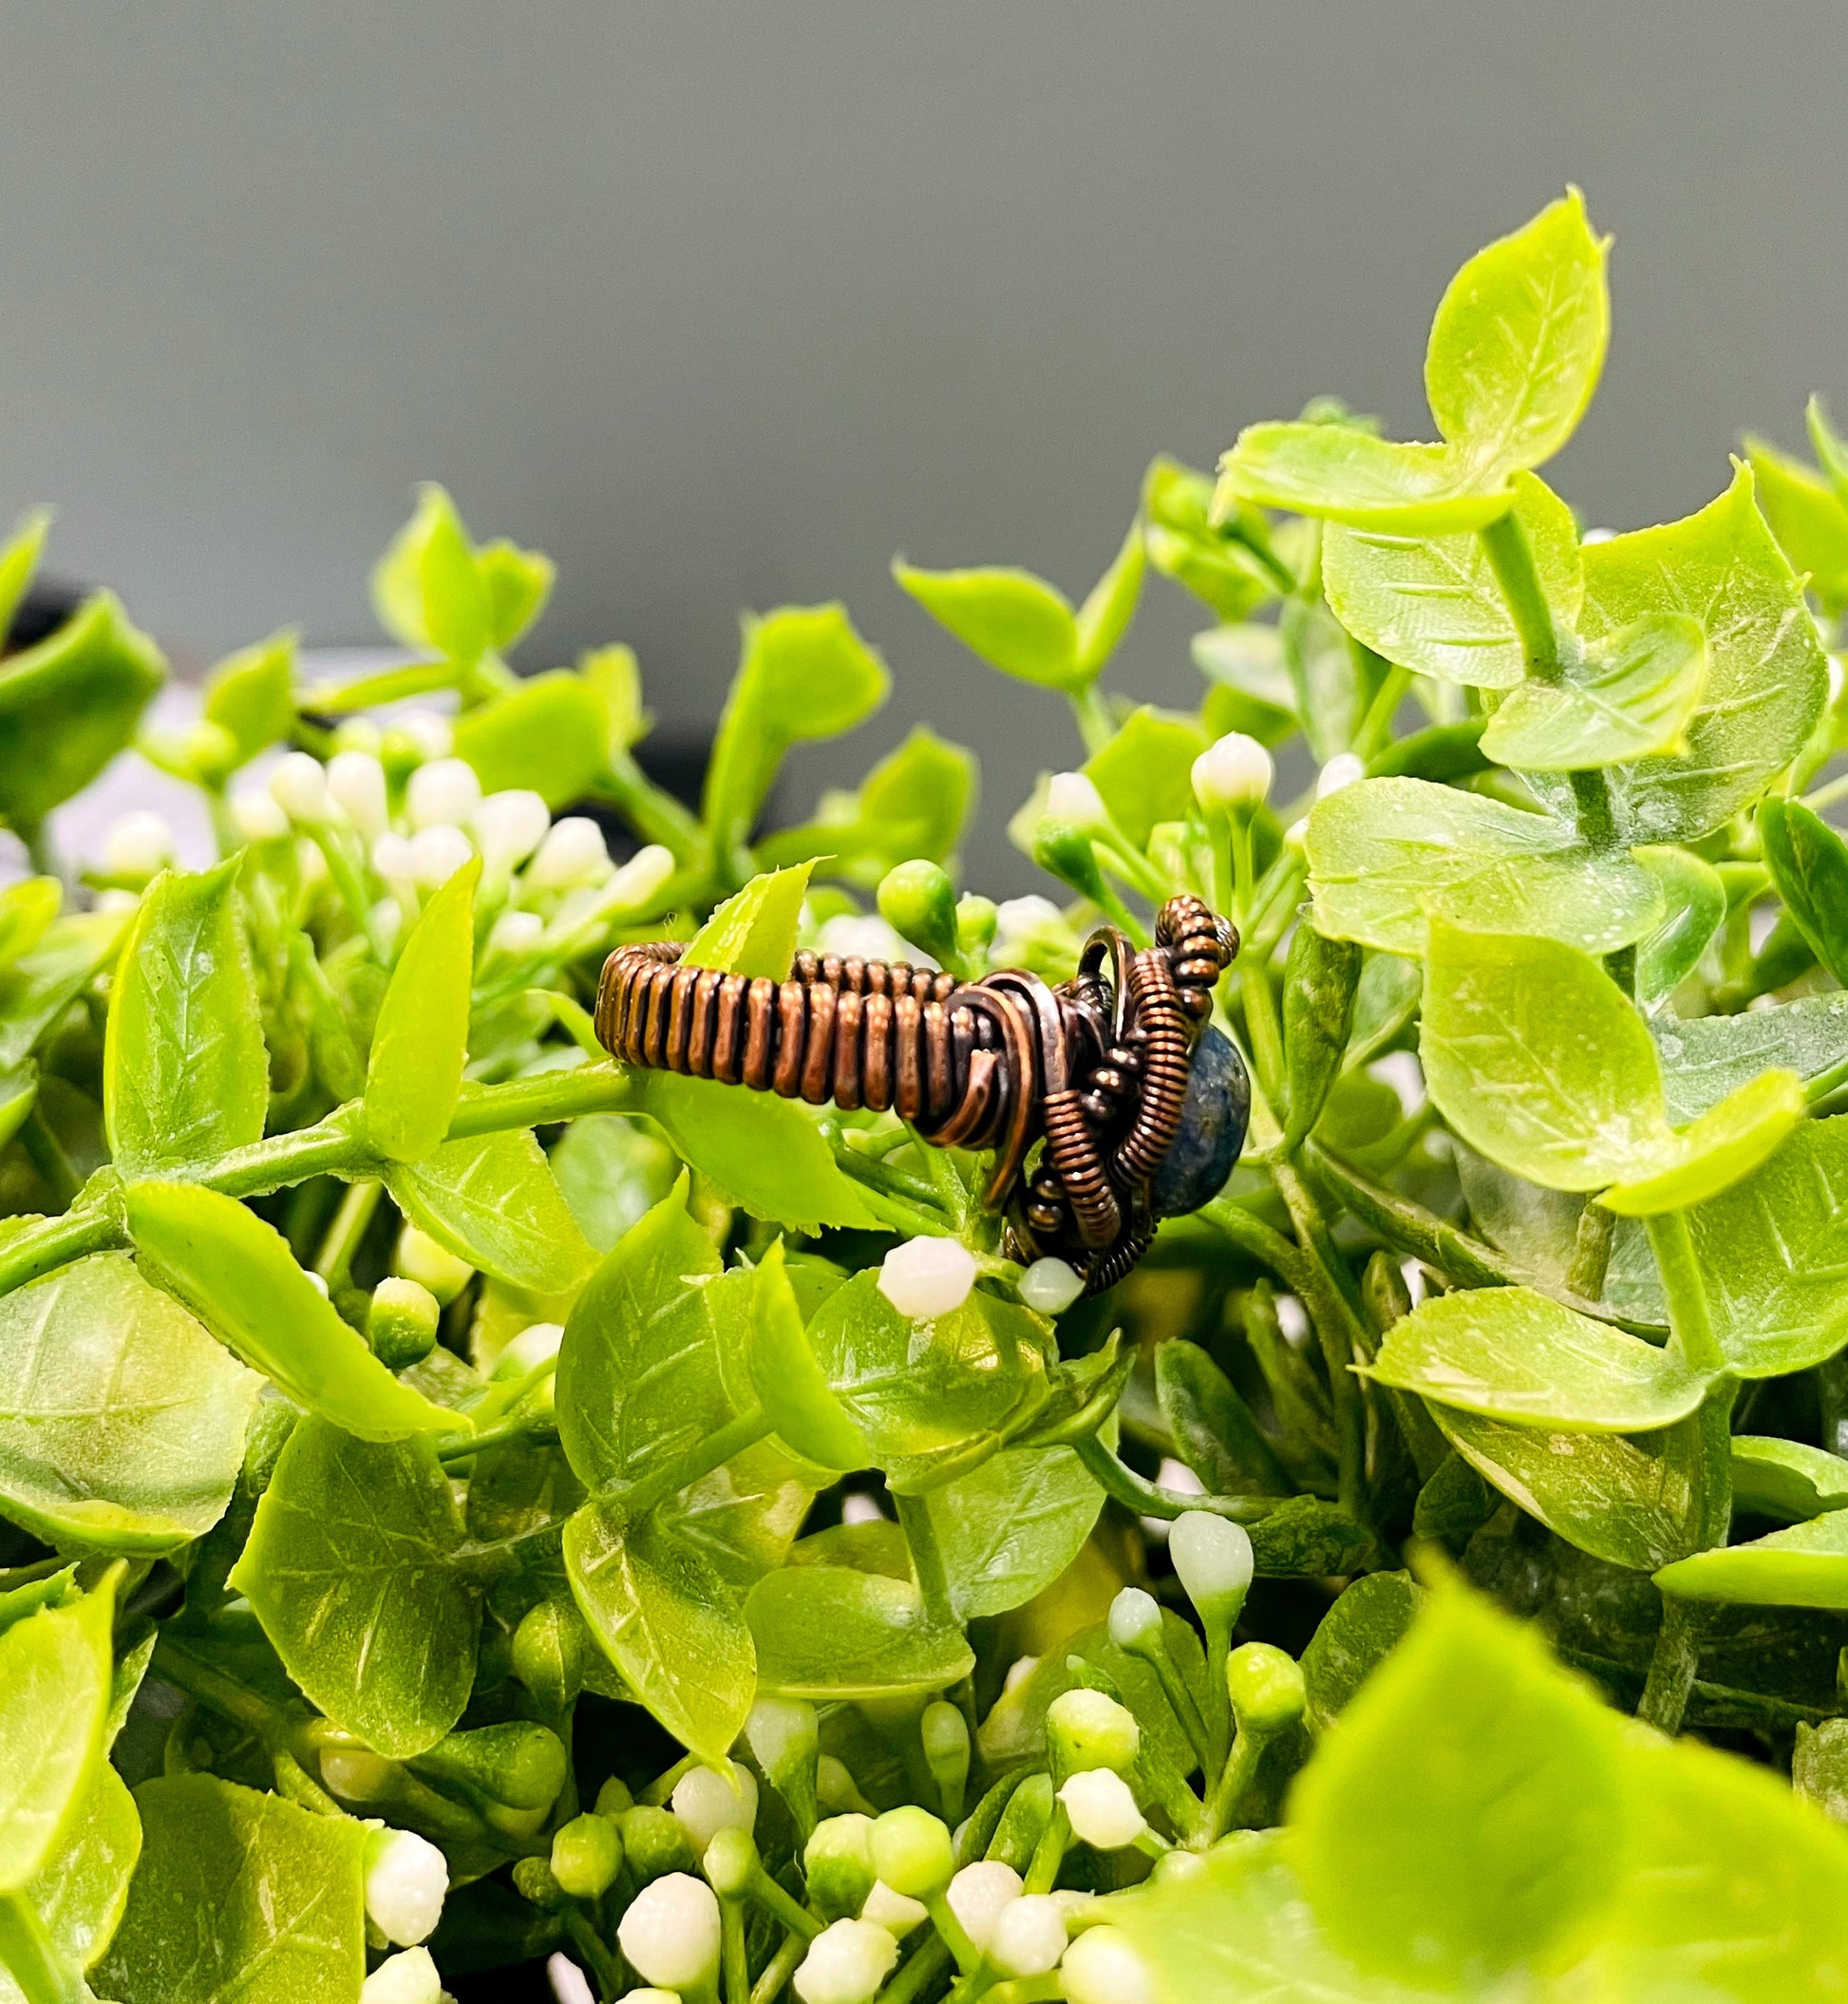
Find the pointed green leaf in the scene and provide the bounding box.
[0,1578,115,1892]
[1633,845,1725,1008]
[1654,1508,1848,1609]
[745,1566,973,1699]
[1215,425,1509,535]
[477,536,556,651]
[1730,1437,1848,1522]
[452,669,608,808]
[757,728,977,882]
[1654,990,1848,1123]
[0,910,128,1073]
[748,1239,866,1472]
[1301,1572,1422,1731]
[387,1127,595,1296]
[104,861,268,1175]
[1424,190,1609,473]
[1481,613,1707,771]
[1074,515,1146,676]
[1366,1286,1708,1432]
[364,856,479,1162]
[1082,707,1209,849]
[928,1444,1102,1620]
[0,512,50,643]
[371,483,489,664]
[684,862,815,981]
[1761,799,1848,985]
[1745,435,1848,613]
[892,560,1080,688]
[1600,1068,1804,1216]
[0,1758,141,1997]
[201,632,296,766]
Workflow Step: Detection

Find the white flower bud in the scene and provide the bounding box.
[606,842,676,911]
[1061,1925,1157,2004]
[1058,1769,1146,1851]
[371,832,419,889]
[1315,751,1367,800]
[609,1991,675,2004]
[328,750,390,843]
[858,1881,928,1938]
[945,1862,1022,1954]
[409,822,474,887]
[407,757,481,831]
[360,1946,442,2004]
[1046,770,1110,835]
[994,894,1064,940]
[492,1320,564,1381]
[1003,1655,1039,1696]
[296,840,329,890]
[230,790,291,843]
[616,1873,723,1991]
[1108,1586,1164,1654]
[525,817,609,890]
[94,888,141,917]
[877,1238,978,1320]
[398,710,454,762]
[546,1955,598,2004]
[103,809,173,879]
[1284,817,1311,850]
[489,909,545,957]
[474,789,551,870]
[1168,1511,1254,1622]
[671,1761,758,1852]
[1192,732,1273,813]
[305,1270,330,1297]
[270,751,330,823]
[990,1894,1067,1978]
[364,1825,449,1946]
[816,914,909,964]
[793,1918,899,2004]
[1018,1257,1084,1314]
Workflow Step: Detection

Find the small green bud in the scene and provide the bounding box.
[1031,822,1110,908]
[550,1813,623,1900]
[954,894,997,958]
[594,1775,634,1819]
[816,1755,877,1818]
[620,1805,700,1886]
[920,1700,971,1823]
[869,1805,953,1901]
[511,1856,566,1909]
[1046,1688,1140,1780]
[368,1276,441,1371]
[804,1813,877,1923]
[1226,1641,1306,1733]
[319,1745,398,1803]
[392,1225,474,1306]
[702,1824,758,1900]
[877,860,959,967]
[511,1599,585,1711]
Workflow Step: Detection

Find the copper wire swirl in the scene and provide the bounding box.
[594,893,1237,1293]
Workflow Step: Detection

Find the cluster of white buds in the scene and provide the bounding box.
[877,1236,979,1320]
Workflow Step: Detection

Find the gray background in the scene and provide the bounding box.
[4,4,1843,888]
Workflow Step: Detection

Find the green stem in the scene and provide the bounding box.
[436,1409,558,1467]
[309,824,390,962]
[1646,1208,1736,1552]
[1021,1803,1070,1897]
[1238,958,1285,1106]
[0,1893,80,2004]
[895,1493,955,1632]
[719,1896,749,2004]
[313,1178,380,1286]
[619,1406,776,1518]
[749,1927,809,2004]
[1069,685,1115,758]
[1636,1593,1707,1737]
[1198,1198,1318,1297]
[1195,1722,1272,1848]
[562,1904,624,2002]
[1273,1160,1369,1528]
[1565,1201,1615,1302]
[1353,663,1411,759]
[597,749,706,864]
[1071,1435,1281,1525]
[881,1935,953,2004]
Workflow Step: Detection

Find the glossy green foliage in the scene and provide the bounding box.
[454,670,608,806]
[0,1577,116,1893]
[683,860,813,980]
[745,1567,974,1698]
[388,1127,595,1295]
[364,857,479,1162]
[0,1759,141,2004]
[201,633,296,769]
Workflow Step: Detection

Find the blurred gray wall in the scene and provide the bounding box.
[4,3,1846,887]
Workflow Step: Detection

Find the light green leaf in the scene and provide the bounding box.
[1281,594,1386,762]
[96,1776,368,2004]
[1074,515,1146,677]
[452,669,608,809]
[0,1253,258,1553]
[929,1444,1103,1620]
[758,728,977,883]
[1480,613,1707,771]
[0,1578,115,1892]
[1633,845,1725,1008]
[387,1127,595,1296]
[1656,1508,1848,1608]
[804,1271,1053,1492]
[1432,1405,1702,1570]
[892,561,1079,689]
[477,536,556,651]
[1655,990,1848,1124]
[1156,1338,1293,1498]
[1761,799,1848,987]
[1323,470,1580,689]
[104,861,268,1176]
[745,1566,974,1699]
[1424,190,1609,473]
[1083,708,1209,849]
[124,1181,462,1442]
[0,513,49,643]
[0,1760,141,1999]
[683,862,815,981]
[565,1493,756,1765]
[549,1112,680,1254]
[748,1239,866,1473]
[1145,456,1283,622]
[1730,1437,1848,1522]
[0,879,60,972]
[1307,780,1663,958]
[1215,425,1510,535]
[1745,434,1848,614]
[1300,1572,1422,1733]
[371,482,490,663]
[1569,463,1830,843]
[364,857,479,1163]
[1366,1286,1708,1432]
[635,1073,882,1233]
[1600,1067,1804,1216]
[0,911,127,1074]
[228,1416,477,1756]
[201,632,296,767]
[1422,923,1673,1190]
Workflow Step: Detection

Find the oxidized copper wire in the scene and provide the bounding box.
[594,893,1238,1293]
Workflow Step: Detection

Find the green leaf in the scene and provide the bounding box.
[1761,800,1848,985]
[1432,1405,1702,1570]
[1421,923,1672,1190]
[748,1239,867,1472]
[892,561,1080,689]
[683,862,815,981]
[745,1566,974,1699]
[1633,845,1725,1008]
[635,1073,882,1233]
[1655,1509,1848,1609]
[804,1271,1053,1492]
[201,632,296,767]
[1324,471,1580,690]
[0,513,49,642]
[1424,189,1609,474]
[0,880,60,973]
[1731,1437,1848,1522]
[96,1776,367,2004]
[104,861,268,1176]
[1300,1572,1421,1732]
[387,1127,595,1296]
[0,593,165,830]
[364,857,479,1163]
[1480,613,1707,771]
[565,1493,755,1764]
[1215,425,1510,535]
[1281,595,1386,762]
[0,1253,258,1553]
[1569,463,1830,844]
[1599,1067,1804,1216]
[371,483,490,663]
[477,536,556,651]
[1745,434,1848,613]
[1074,516,1146,677]
[1688,1116,1848,1376]
[928,1444,1103,1619]
[1307,780,1663,958]
[452,670,607,809]
[1654,990,1848,1123]
[0,1579,115,1892]
[0,1760,141,2000]
[124,1181,462,1442]
[549,1112,680,1253]
[759,728,977,883]
[228,1416,478,1755]
[0,910,126,1073]
[1366,1286,1708,1432]
[1082,708,1209,850]
[1155,1338,1293,1498]
[1289,1583,1625,1991]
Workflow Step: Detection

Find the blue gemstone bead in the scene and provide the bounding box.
[1150,1024,1250,1217]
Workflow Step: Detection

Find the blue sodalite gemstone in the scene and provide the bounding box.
[1150,1024,1250,1218]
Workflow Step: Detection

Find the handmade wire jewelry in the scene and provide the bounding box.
[594,893,1250,1293]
